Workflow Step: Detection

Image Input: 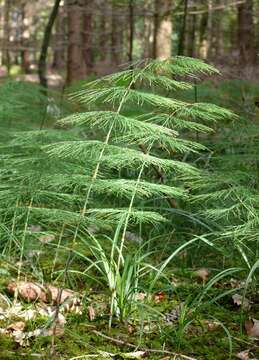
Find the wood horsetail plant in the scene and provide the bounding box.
[46,58,233,226]
[0,57,234,323]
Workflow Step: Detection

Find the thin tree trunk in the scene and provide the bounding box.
[206,0,213,59]
[83,0,93,73]
[237,0,256,65]
[143,0,153,58]
[38,0,61,88]
[178,0,188,55]
[212,1,224,62]
[153,0,173,59]
[99,0,110,62]
[186,14,196,57]
[3,0,11,74]
[199,11,208,59]
[128,0,134,63]
[52,4,65,70]
[66,0,86,84]
[152,2,159,58]
[21,3,31,74]
[111,3,124,66]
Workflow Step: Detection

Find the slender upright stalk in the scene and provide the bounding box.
[61,76,139,305]
[38,0,61,88]
[109,162,146,327]
[14,198,33,304]
[3,0,11,74]
[178,0,188,55]
[128,0,134,63]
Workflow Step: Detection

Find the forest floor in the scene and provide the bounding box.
[0,66,64,88]
[0,262,258,360]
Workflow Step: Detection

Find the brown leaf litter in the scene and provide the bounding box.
[245,318,259,339]
[7,281,82,313]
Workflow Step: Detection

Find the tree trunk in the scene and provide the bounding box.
[111,3,124,66]
[66,0,86,84]
[38,0,61,88]
[128,0,134,63]
[83,0,93,75]
[211,1,224,62]
[178,0,188,55]
[143,0,153,58]
[198,11,208,59]
[237,0,256,65]
[52,3,66,70]
[3,0,11,73]
[206,0,213,59]
[99,0,110,62]
[153,0,172,59]
[186,13,196,57]
[83,0,93,73]
[21,3,31,74]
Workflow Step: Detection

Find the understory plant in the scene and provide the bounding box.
[184,82,259,270]
[0,57,235,323]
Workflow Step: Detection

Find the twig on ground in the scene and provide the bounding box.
[90,329,197,360]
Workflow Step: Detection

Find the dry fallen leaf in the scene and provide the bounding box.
[142,322,157,333]
[27,250,42,258]
[43,325,65,337]
[37,305,66,324]
[164,302,185,323]
[28,225,42,233]
[230,278,243,289]
[127,324,135,334]
[122,351,146,359]
[195,268,209,282]
[7,281,81,311]
[245,319,259,339]
[94,350,146,359]
[134,292,146,301]
[232,294,251,310]
[12,324,65,347]
[56,312,66,326]
[88,305,96,321]
[47,286,77,304]
[0,303,23,320]
[7,281,47,302]
[203,320,220,332]
[154,291,166,303]
[7,321,26,332]
[37,304,54,318]
[66,298,82,314]
[0,303,67,347]
[21,308,36,320]
[236,350,250,360]
[88,301,108,318]
[87,225,99,235]
[39,234,55,244]
[125,231,143,244]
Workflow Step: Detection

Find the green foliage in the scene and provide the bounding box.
[182,80,259,268]
[0,81,48,126]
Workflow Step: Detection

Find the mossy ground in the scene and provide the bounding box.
[0,270,258,360]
